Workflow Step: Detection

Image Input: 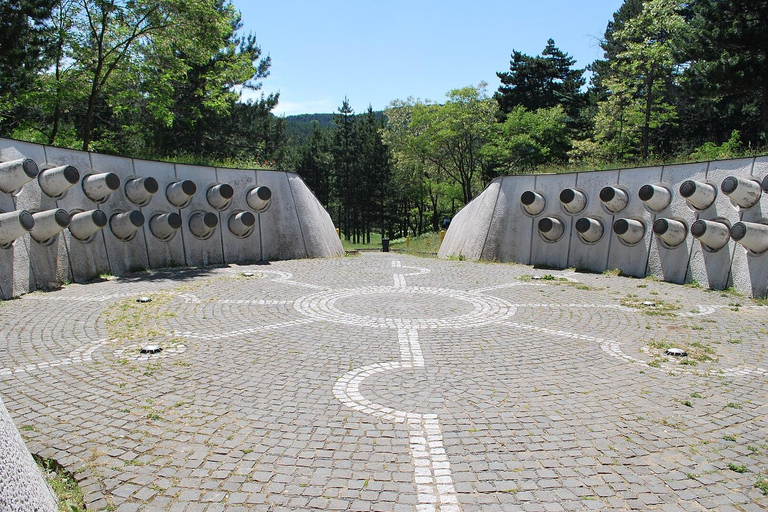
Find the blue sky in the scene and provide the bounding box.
[231,0,625,116]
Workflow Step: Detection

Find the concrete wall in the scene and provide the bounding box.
[0,137,343,299]
[0,397,57,512]
[439,157,768,297]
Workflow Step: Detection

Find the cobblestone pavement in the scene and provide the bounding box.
[2,252,768,512]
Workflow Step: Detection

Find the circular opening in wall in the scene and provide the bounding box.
[613,219,629,235]
[140,344,162,354]
[665,347,687,357]
[181,180,197,196]
[22,158,39,178]
[599,187,617,202]
[143,177,159,194]
[679,180,696,198]
[256,186,271,201]
[559,188,575,204]
[720,176,738,195]
[521,191,535,205]
[575,218,592,233]
[730,222,747,241]
[218,184,234,199]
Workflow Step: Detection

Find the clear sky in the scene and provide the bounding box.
[231,0,625,116]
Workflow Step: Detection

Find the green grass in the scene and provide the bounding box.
[35,456,86,512]
[340,231,444,255]
[728,462,748,473]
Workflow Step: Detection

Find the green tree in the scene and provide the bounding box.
[495,39,585,121]
[407,84,497,203]
[0,0,57,134]
[684,0,768,145]
[594,0,686,160]
[482,105,570,173]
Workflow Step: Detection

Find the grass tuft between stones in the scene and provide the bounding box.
[34,455,86,512]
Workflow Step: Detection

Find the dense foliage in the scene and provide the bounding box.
[2,0,767,241]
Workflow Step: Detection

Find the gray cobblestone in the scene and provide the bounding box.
[0,253,766,510]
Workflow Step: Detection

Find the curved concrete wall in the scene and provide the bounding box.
[0,138,343,299]
[439,157,768,297]
[0,397,57,512]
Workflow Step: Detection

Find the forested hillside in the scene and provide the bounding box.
[2,0,767,244]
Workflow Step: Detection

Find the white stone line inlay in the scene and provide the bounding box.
[398,328,424,367]
[0,339,109,377]
[28,293,139,302]
[175,318,317,341]
[410,415,460,512]
[219,299,292,305]
[500,321,767,376]
[469,283,547,293]
[332,263,461,510]
[333,329,459,511]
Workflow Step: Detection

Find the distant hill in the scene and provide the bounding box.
[281,111,385,144]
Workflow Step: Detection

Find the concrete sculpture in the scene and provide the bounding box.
[0,137,343,299]
[440,156,768,297]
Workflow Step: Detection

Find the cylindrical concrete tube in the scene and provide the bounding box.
[575,217,604,243]
[720,175,762,208]
[538,217,565,242]
[189,211,219,238]
[559,188,587,214]
[228,211,256,237]
[0,158,39,193]
[166,180,197,207]
[679,180,716,210]
[82,172,120,202]
[613,218,646,245]
[638,184,671,212]
[0,210,34,246]
[520,190,546,216]
[124,177,159,205]
[599,186,629,213]
[731,221,768,253]
[246,186,272,212]
[69,210,107,241]
[38,165,79,198]
[149,212,181,240]
[653,218,687,247]
[691,219,730,251]
[110,210,144,240]
[30,209,70,243]
[207,183,234,210]
[762,174,768,193]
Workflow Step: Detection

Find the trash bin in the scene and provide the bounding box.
[382,237,389,252]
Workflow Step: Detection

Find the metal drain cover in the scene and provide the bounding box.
[140,344,162,354]
[136,297,152,303]
[665,348,687,357]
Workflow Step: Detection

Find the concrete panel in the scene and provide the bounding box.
[688,158,753,290]
[606,166,661,277]
[566,170,619,272]
[481,175,536,263]
[288,173,344,258]
[731,156,768,297]
[647,162,707,283]
[437,197,472,259]
[529,173,577,269]
[133,159,186,269]
[256,170,307,261]
[0,396,57,512]
[438,179,501,261]
[0,139,67,292]
[90,153,150,275]
[216,167,261,263]
[175,164,224,267]
[42,145,110,283]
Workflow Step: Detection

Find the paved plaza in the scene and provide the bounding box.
[1,252,767,512]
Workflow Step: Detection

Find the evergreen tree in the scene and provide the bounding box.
[684,0,768,145]
[495,39,585,121]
